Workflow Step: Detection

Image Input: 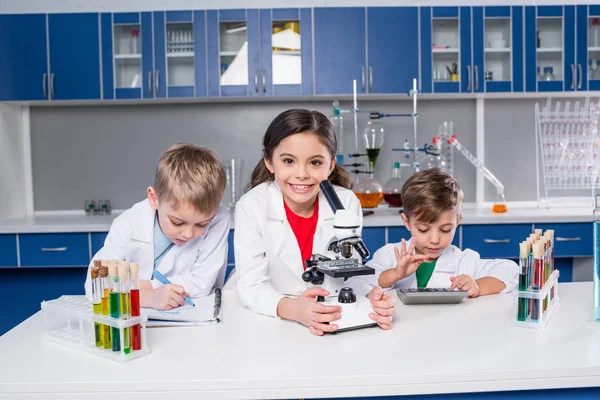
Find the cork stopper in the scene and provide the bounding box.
[129,262,139,280]
[99,265,108,278]
[108,260,118,276]
[93,260,102,268]
[101,260,109,267]
[90,266,99,279]
[519,242,527,258]
[534,229,542,235]
[533,243,541,259]
[118,261,129,280]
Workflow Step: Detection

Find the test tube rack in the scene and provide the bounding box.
[41,296,150,363]
[514,269,560,329]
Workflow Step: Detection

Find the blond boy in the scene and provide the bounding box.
[84,143,230,310]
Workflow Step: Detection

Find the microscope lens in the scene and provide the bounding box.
[341,243,353,258]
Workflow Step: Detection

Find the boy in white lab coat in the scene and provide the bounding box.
[84,143,231,310]
[367,168,518,296]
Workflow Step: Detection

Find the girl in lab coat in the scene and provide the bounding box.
[367,168,518,296]
[234,109,395,336]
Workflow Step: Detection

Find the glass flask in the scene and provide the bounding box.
[383,162,404,208]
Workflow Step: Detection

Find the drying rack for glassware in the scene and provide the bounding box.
[535,97,600,208]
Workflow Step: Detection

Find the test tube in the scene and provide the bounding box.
[517,242,529,322]
[108,261,121,352]
[91,261,103,347]
[99,262,111,349]
[531,243,542,322]
[130,262,142,351]
[547,230,555,299]
[118,261,131,355]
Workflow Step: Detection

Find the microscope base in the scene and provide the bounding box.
[323,296,378,333]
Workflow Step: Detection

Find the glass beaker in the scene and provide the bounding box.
[363,113,385,169]
[383,162,404,208]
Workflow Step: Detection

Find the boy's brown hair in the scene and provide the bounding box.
[154,142,226,214]
[401,168,463,223]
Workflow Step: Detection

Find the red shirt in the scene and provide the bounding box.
[284,200,319,270]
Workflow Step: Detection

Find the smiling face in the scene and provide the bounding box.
[147,187,216,245]
[401,209,461,260]
[264,132,335,216]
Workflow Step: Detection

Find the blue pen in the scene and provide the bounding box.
[152,270,196,307]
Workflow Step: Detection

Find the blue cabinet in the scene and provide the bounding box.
[367,7,419,94]
[534,223,593,257]
[48,13,101,100]
[0,235,18,267]
[462,224,532,259]
[314,8,366,95]
[20,233,90,267]
[361,227,386,261]
[0,14,48,101]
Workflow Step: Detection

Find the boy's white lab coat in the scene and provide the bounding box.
[84,199,231,300]
[367,239,519,292]
[233,182,372,318]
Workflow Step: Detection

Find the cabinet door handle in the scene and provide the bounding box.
[361,66,365,92]
[483,239,510,244]
[578,63,583,89]
[556,236,581,242]
[148,71,153,95]
[41,247,67,252]
[155,70,160,95]
[369,66,373,92]
[50,73,55,98]
[262,69,266,93]
[42,73,47,98]
[254,71,258,93]
[570,64,576,89]
[466,65,471,91]
[474,65,479,91]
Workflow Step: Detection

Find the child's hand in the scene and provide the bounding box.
[280,287,342,336]
[149,284,190,310]
[450,274,480,297]
[367,286,395,330]
[393,238,429,281]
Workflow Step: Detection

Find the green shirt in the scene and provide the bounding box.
[416,259,437,288]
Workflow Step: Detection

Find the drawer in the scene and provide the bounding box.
[228,230,234,265]
[533,223,592,257]
[0,234,18,267]
[19,233,90,267]
[362,227,386,260]
[462,224,532,259]
[388,226,460,248]
[91,232,108,256]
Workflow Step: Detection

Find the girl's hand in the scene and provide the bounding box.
[393,239,429,281]
[450,274,480,297]
[278,287,342,336]
[367,286,395,330]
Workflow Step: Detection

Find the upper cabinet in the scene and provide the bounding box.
[314,7,418,95]
[102,11,206,100]
[0,13,101,101]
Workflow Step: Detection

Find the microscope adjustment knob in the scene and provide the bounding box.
[338,287,357,304]
[301,268,324,285]
[301,270,313,283]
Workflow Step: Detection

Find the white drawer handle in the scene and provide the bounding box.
[556,237,581,242]
[41,247,67,252]
[484,239,510,244]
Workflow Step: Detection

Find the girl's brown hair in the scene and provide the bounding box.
[401,168,463,223]
[249,109,353,190]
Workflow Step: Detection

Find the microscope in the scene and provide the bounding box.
[301,180,378,332]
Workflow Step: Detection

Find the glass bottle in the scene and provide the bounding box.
[542,67,554,81]
[353,163,384,209]
[330,101,344,165]
[419,146,447,171]
[594,194,600,320]
[383,162,404,208]
[363,113,385,170]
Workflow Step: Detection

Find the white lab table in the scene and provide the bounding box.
[1,283,600,399]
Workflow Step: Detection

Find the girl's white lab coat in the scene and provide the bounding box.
[84,199,230,300]
[233,182,372,318]
[366,239,519,292]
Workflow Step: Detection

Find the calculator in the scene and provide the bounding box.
[396,288,468,305]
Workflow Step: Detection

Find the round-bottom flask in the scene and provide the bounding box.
[383,162,404,207]
[354,174,384,209]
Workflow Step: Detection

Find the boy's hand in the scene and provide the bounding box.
[367,286,395,330]
[149,284,190,310]
[393,239,429,281]
[450,274,480,297]
[277,287,342,336]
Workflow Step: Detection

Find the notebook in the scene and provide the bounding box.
[142,288,222,327]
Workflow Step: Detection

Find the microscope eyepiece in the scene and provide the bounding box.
[319,180,344,212]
